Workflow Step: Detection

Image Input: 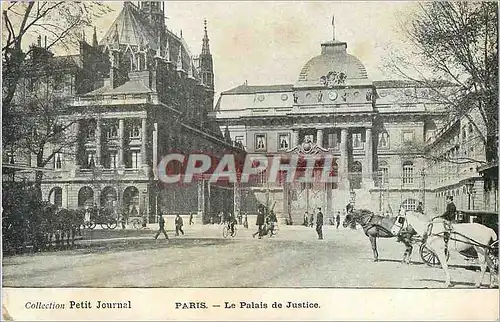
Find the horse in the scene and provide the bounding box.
[404,212,498,288]
[343,209,417,263]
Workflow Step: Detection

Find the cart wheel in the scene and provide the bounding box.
[87,221,96,230]
[107,221,117,230]
[231,226,237,238]
[222,226,230,238]
[486,240,498,274]
[420,243,449,267]
[100,223,108,230]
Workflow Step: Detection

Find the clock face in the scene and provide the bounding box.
[328,91,338,101]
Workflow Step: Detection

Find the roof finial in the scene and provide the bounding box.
[331,15,335,41]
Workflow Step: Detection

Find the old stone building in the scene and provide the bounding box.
[5,2,242,223]
[212,18,493,224]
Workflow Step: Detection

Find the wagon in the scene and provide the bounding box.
[84,207,119,230]
[418,210,498,274]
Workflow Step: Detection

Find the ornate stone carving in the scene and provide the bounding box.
[286,141,329,155]
[320,71,347,88]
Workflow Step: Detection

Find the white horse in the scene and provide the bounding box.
[404,212,498,288]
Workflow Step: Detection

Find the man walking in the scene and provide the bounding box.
[336,212,341,229]
[253,206,265,239]
[316,207,324,240]
[309,211,314,228]
[175,214,184,236]
[189,212,194,225]
[154,212,169,240]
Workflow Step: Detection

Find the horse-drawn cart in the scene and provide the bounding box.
[84,207,118,230]
[416,210,498,275]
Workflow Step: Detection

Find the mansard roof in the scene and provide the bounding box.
[222,84,293,95]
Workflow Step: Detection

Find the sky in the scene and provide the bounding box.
[88,1,418,96]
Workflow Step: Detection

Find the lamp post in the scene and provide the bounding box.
[420,169,426,211]
[377,169,383,213]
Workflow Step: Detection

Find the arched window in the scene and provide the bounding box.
[401,198,418,211]
[402,161,414,185]
[49,187,63,207]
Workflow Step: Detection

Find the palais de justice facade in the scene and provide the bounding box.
[212,19,493,224]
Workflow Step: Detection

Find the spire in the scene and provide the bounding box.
[165,37,171,62]
[156,31,161,57]
[331,15,335,41]
[201,19,211,55]
[92,26,98,47]
[176,44,184,71]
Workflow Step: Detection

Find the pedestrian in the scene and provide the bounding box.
[416,202,424,214]
[253,206,265,239]
[336,212,341,229]
[316,207,324,240]
[237,211,243,225]
[243,212,248,229]
[189,212,194,225]
[175,214,184,236]
[303,212,309,226]
[120,213,126,230]
[309,211,314,228]
[154,212,169,240]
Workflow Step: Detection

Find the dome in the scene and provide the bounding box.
[297,40,368,86]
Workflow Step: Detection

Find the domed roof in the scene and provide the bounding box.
[296,36,368,86]
[298,46,367,84]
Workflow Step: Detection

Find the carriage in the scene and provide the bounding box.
[84,207,119,230]
[415,210,498,274]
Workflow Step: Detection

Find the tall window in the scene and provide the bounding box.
[377,161,389,186]
[402,161,414,185]
[303,134,314,143]
[235,136,244,147]
[278,134,290,150]
[105,151,118,169]
[255,134,267,151]
[378,131,389,149]
[128,150,140,169]
[54,152,63,169]
[328,133,339,149]
[106,124,118,139]
[352,132,363,149]
[130,124,141,138]
[86,151,96,168]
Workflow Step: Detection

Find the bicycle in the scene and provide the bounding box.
[222,222,237,238]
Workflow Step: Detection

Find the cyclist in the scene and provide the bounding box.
[226,212,237,236]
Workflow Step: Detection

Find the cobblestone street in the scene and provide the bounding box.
[2,225,494,289]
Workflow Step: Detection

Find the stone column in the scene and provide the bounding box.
[141,117,147,165]
[198,179,205,221]
[74,120,80,166]
[364,127,374,188]
[339,128,349,188]
[317,128,324,147]
[152,122,158,179]
[292,129,299,147]
[118,119,125,168]
[95,118,102,167]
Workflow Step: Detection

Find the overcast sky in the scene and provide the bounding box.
[91,1,417,96]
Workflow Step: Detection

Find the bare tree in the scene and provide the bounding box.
[385,2,498,163]
[2,1,111,135]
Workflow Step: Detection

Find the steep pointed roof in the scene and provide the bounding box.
[100,2,159,50]
[201,19,211,55]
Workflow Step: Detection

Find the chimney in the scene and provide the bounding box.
[44,36,47,48]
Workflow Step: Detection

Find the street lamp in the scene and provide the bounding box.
[466,180,474,210]
[420,169,426,211]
